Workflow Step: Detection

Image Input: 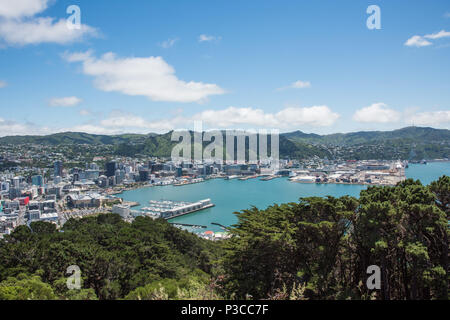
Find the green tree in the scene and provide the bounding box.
[0,273,57,300]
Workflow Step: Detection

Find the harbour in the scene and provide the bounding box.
[120,162,450,233]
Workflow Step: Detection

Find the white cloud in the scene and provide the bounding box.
[189,105,338,128]
[353,103,401,123]
[193,107,278,127]
[277,80,311,91]
[159,37,178,48]
[66,124,121,135]
[404,35,432,47]
[291,80,311,89]
[198,34,221,42]
[0,17,98,46]
[0,118,51,136]
[193,106,339,128]
[405,30,450,47]
[0,80,6,88]
[2,106,448,137]
[275,106,338,127]
[406,111,450,126]
[0,0,98,46]
[424,30,450,40]
[101,114,154,129]
[92,106,340,134]
[445,12,450,18]
[100,113,182,132]
[0,0,48,19]
[64,51,225,103]
[48,96,82,107]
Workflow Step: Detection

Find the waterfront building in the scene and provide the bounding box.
[112,204,131,218]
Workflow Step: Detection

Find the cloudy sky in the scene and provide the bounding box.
[0,0,449,136]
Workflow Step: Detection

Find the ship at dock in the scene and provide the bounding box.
[140,199,214,219]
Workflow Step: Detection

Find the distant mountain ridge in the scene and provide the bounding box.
[284,126,450,145]
[0,126,448,160]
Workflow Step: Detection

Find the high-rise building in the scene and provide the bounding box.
[139,169,149,182]
[151,163,164,173]
[54,161,63,177]
[106,161,117,177]
[0,181,9,192]
[12,177,21,189]
[115,169,125,184]
[31,175,44,187]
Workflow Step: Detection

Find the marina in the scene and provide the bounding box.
[140,199,214,219]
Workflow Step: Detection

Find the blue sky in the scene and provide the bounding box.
[0,0,449,136]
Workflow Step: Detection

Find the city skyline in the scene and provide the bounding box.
[0,0,450,137]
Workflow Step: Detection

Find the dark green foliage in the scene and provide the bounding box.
[30,221,57,234]
[0,215,221,300]
[221,177,449,300]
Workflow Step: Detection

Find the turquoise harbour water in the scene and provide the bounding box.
[121,162,450,232]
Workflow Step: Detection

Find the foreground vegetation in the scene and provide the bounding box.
[0,176,448,300]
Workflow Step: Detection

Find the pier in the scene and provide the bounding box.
[141,199,214,219]
[169,222,207,229]
[211,222,231,231]
[122,201,140,207]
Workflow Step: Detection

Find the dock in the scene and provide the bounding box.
[238,175,259,181]
[122,201,140,207]
[211,222,231,231]
[173,178,205,186]
[169,222,207,229]
[260,175,281,181]
[141,199,214,219]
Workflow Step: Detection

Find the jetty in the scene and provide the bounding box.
[169,222,207,229]
[141,199,214,219]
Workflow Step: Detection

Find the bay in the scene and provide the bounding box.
[120,162,450,232]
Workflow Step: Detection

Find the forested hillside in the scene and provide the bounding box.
[1,127,448,160]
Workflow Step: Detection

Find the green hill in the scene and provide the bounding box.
[0,126,448,160]
[285,126,450,145]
